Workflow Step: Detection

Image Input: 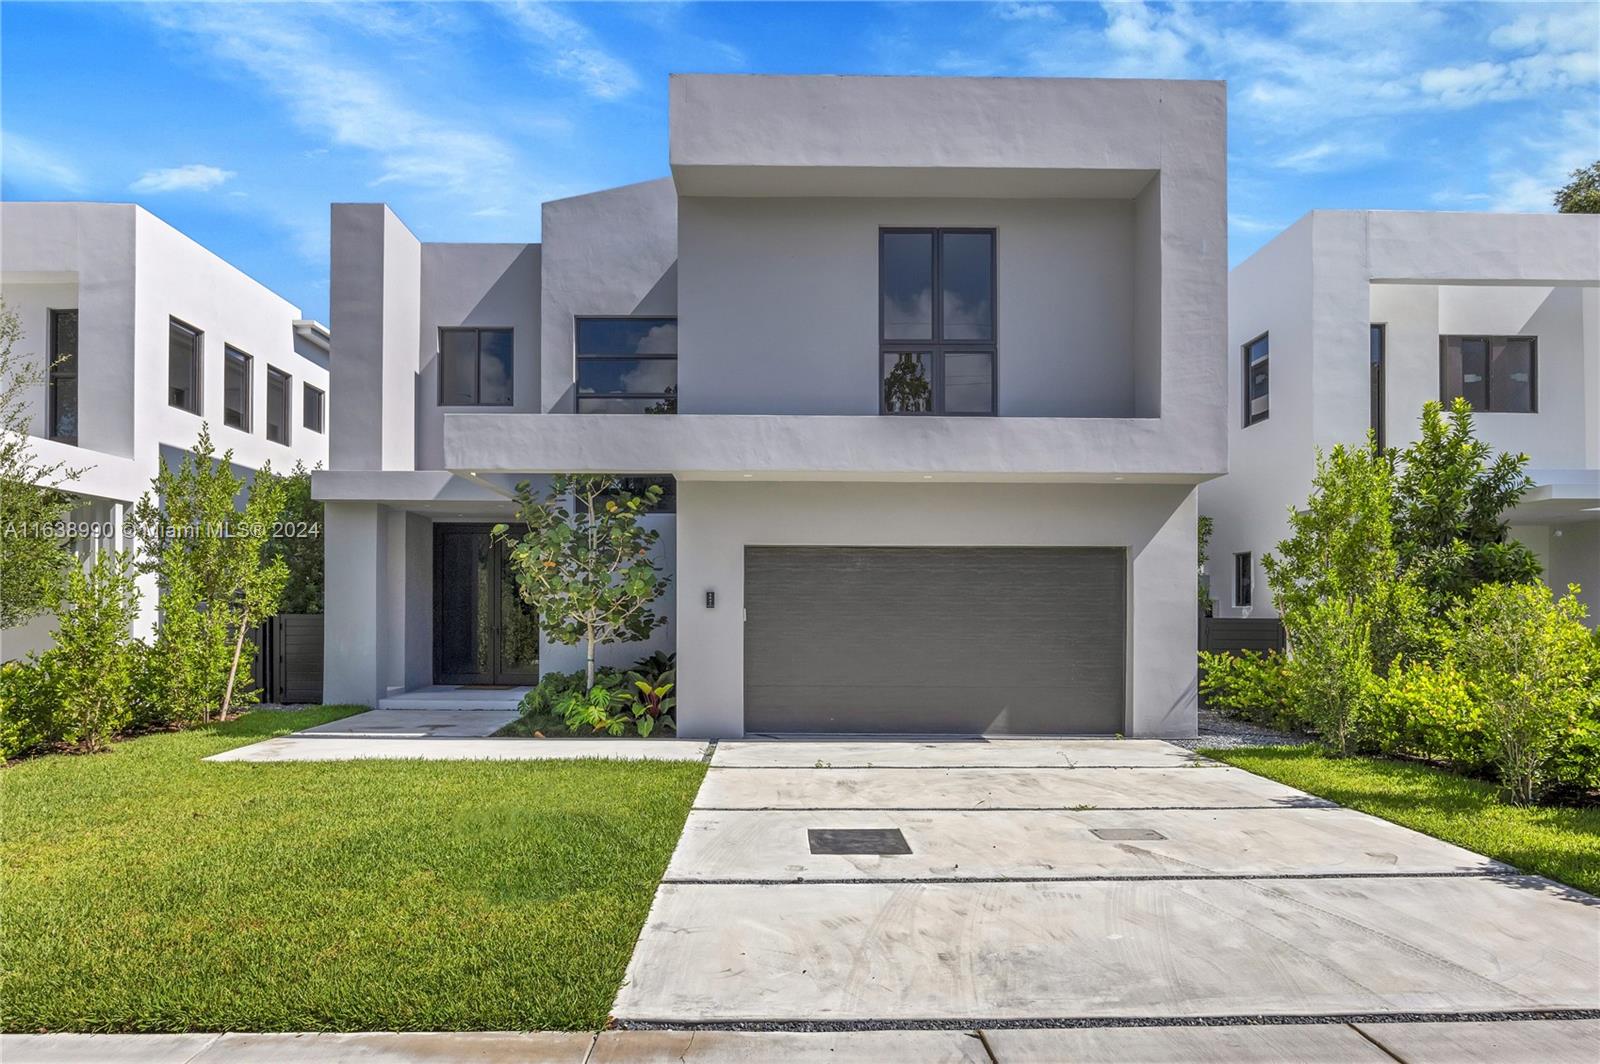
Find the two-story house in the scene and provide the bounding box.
[1204,210,1600,623]
[316,74,1227,738]
[0,202,331,658]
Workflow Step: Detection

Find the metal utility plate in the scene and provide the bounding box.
[808,828,913,855]
[1090,828,1167,841]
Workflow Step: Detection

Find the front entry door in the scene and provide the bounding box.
[433,524,540,685]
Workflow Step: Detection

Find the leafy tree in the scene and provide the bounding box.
[0,300,83,630]
[47,549,141,751]
[1554,161,1600,213]
[1197,514,1214,611]
[266,462,324,614]
[1451,582,1597,803]
[131,427,288,721]
[495,474,669,691]
[1391,399,1539,609]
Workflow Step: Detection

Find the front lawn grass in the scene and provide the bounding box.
[1203,746,1600,895]
[1,706,706,1033]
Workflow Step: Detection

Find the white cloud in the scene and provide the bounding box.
[502,1,640,100]
[1,132,86,192]
[131,164,235,193]
[993,2,1062,23]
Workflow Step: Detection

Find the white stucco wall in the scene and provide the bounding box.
[674,480,1198,739]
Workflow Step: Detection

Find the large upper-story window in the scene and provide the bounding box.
[224,346,252,431]
[1441,335,1535,413]
[1243,333,1269,426]
[266,366,291,445]
[576,318,677,414]
[880,228,996,415]
[439,327,513,406]
[48,308,78,444]
[168,317,202,414]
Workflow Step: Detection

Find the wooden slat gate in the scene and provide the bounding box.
[249,613,325,704]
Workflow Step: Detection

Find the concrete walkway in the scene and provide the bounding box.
[7,1020,1600,1062]
[616,738,1600,1029]
[205,710,710,762]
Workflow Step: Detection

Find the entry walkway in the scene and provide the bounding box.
[615,738,1600,1038]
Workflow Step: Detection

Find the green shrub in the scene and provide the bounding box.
[557,684,658,737]
[48,550,141,752]
[1451,582,1598,803]
[1286,596,1376,756]
[1197,650,1297,729]
[0,656,59,760]
[518,668,623,717]
[1370,659,1493,773]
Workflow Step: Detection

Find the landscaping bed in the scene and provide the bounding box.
[1,706,707,1032]
[1203,745,1600,896]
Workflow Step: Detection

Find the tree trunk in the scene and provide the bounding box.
[585,620,596,692]
[221,606,250,722]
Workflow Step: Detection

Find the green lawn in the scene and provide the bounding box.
[1203,746,1600,895]
[1,707,707,1033]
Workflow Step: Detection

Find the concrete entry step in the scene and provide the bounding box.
[713,738,1205,769]
[377,684,532,711]
[614,876,1600,1023]
[666,807,1508,882]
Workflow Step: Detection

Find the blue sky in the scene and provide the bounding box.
[3,1,1596,321]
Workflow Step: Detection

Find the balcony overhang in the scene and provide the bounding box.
[444,413,1223,484]
[1509,469,1600,525]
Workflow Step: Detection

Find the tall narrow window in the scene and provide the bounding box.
[303,383,325,433]
[1441,335,1535,413]
[168,317,201,413]
[48,308,78,444]
[880,228,996,415]
[1369,324,1386,451]
[1234,552,1253,608]
[575,318,677,413]
[1243,333,1269,426]
[438,327,513,406]
[266,367,291,444]
[224,346,252,431]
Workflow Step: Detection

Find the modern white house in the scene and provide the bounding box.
[0,202,331,658]
[316,74,1227,738]
[1204,210,1600,622]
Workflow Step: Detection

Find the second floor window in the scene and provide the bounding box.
[880,228,996,415]
[576,318,677,413]
[266,367,291,445]
[169,317,201,413]
[224,346,252,431]
[303,383,325,433]
[1441,335,1536,413]
[1243,333,1269,426]
[48,308,78,444]
[439,327,513,406]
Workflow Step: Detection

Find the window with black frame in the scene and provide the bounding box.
[1243,333,1269,426]
[224,346,252,431]
[266,366,291,445]
[48,308,78,444]
[439,327,513,406]
[879,228,995,415]
[168,317,201,413]
[575,318,677,413]
[1440,335,1536,413]
[303,383,325,433]
[1234,552,1253,608]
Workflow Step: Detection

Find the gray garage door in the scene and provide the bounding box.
[744,546,1126,735]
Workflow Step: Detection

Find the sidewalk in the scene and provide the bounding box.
[6,1020,1599,1062]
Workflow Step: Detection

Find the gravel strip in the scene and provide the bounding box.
[1169,709,1309,751]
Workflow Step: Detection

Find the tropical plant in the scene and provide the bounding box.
[47,550,141,751]
[1450,582,1598,804]
[266,462,323,614]
[1197,650,1296,729]
[627,669,677,736]
[558,684,638,737]
[130,427,289,720]
[0,300,83,630]
[494,475,669,691]
[1391,399,1540,609]
[1554,160,1600,213]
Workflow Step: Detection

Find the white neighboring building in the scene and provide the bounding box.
[1204,210,1600,622]
[0,202,331,658]
[316,74,1228,738]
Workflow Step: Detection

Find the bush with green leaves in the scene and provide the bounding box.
[0,656,59,760]
[1197,650,1297,729]
[1368,659,1493,774]
[1450,582,1599,803]
[518,668,622,718]
[1285,596,1377,756]
[46,550,142,752]
[556,684,665,737]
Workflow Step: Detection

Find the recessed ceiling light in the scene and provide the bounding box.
[922,474,934,480]
[742,473,754,478]
[1113,476,1125,482]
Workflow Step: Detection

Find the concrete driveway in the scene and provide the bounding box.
[615,738,1600,1038]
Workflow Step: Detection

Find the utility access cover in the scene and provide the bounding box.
[808,828,913,855]
[1090,828,1167,841]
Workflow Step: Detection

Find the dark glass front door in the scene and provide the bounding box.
[434,524,540,684]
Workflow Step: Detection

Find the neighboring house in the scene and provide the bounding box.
[1204,210,1600,623]
[317,74,1227,738]
[0,202,331,658]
